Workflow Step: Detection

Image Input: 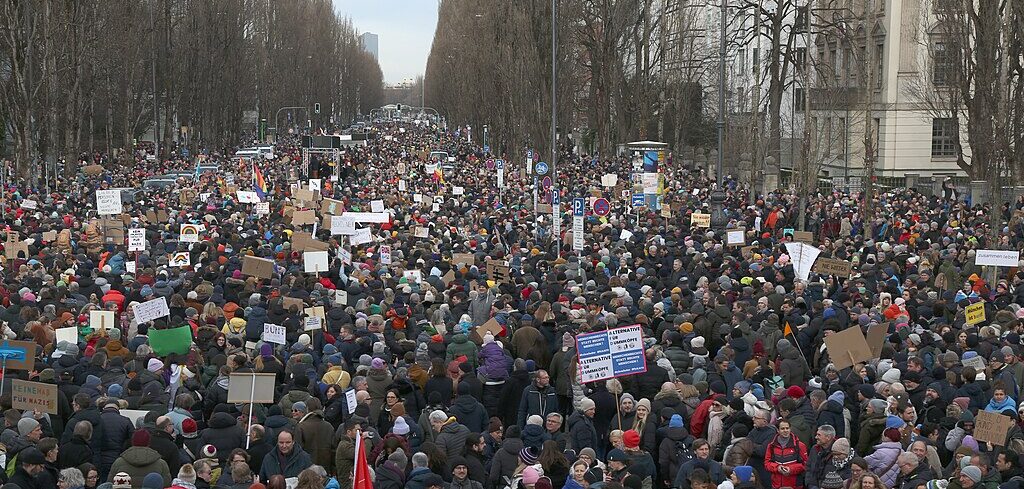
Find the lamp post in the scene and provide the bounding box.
[710,0,728,229]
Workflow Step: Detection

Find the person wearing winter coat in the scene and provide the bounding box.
[98,403,136,478]
[517,370,559,427]
[488,426,523,489]
[660,414,695,488]
[107,430,172,488]
[675,438,725,489]
[864,428,903,488]
[764,419,809,489]
[812,390,846,439]
[818,438,855,489]
[805,425,836,489]
[198,411,245,463]
[296,399,336,474]
[778,344,809,388]
[894,451,936,489]
[856,399,888,457]
[477,336,511,381]
[431,411,471,461]
[375,449,408,489]
[567,398,599,452]
[450,382,489,434]
[258,430,313,481]
[446,330,479,368]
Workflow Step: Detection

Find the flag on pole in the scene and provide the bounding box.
[252,161,268,200]
[783,321,793,338]
[352,430,372,489]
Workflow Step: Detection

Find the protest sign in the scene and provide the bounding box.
[55,327,78,345]
[303,251,329,273]
[339,248,352,265]
[371,200,385,213]
[179,224,201,243]
[168,252,191,267]
[341,212,389,223]
[227,373,276,403]
[812,257,853,277]
[282,297,304,312]
[11,380,58,414]
[478,318,504,338]
[962,355,986,371]
[304,316,322,331]
[966,302,986,325]
[90,310,114,334]
[120,410,149,428]
[824,326,873,370]
[379,245,392,265]
[19,199,36,210]
[601,174,618,187]
[866,323,888,358]
[453,253,475,267]
[331,215,356,235]
[345,389,358,414]
[128,228,146,251]
[42,231,57,242]
[236,191,261,203]
[291,210,317,226]
[792,231,815,243]
[263,324,286,345]
[242,255,275,279]
[291,232,329,252]
[975,250,1020,267]
[350,227,373,245]
[148,325,192,356]
[0,341,36,371]
[975,411,1014,445]
[96,190,123,215]
[255,202,270,215]
[726,229,746,246]
[321,198,345,215]
[691,213,711,228]
[414,227,429,238]
[132,297,170,324]
[785,241,822,282]
[576,324,647,383]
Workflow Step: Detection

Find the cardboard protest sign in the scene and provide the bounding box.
[227,373,276,403]
[866,323,888,358]
[4,241,29,260]
[414,227,429,239]
[965,302,986,325]
[0,341,37,371]
[321,198,345,215]
[281,297,305,312]
[148,325,192,356]
[11,380,58,414]
[291,210,317,226]
[487,260,512,284]
[291,232,330,252]
[330,215,356,235]
[241,255,275,279]
[792,231,815,243]
[975,411,1014,445]
[785,241,822,282]
[812,257,853,277]
[83,164,104,176]
[824,326,873,370]
[726,229,746,246]
[478,318,504,338]
[41,231,57,242]
[304,306,326,320]
[293,188,316,203]
[453,253,475,267]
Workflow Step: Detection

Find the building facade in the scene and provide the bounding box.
[360,32,379,60]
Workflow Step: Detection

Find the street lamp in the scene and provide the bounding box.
[710,0,728,229]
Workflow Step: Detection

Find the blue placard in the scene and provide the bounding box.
[576,325,647,383]
[631,193,645,208]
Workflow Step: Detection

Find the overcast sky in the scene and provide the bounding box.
[333,0,439,84]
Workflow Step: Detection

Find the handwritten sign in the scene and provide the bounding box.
[96,190,123,215]
[128,228,146,251]
[966,302,986,325]
[132,297,170,324]
[812,257,853,277]
[11,380,58,414]
[691,213,711,228]
[975,411,1014,445]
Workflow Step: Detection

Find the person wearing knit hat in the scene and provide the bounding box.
[17,418,40,439]
[142,472,165,489]
[960,465,983,487]
[111,472,133,489]
[831,437,850,455]
[181,418,198,438]
[392,416,411,435]
[733,465,755,484]
[132,429,152,446]
[519,447,539,465]
[622,429,641,449]
[521,466,541,485]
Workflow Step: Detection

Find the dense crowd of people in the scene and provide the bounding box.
[0,120,1019,489]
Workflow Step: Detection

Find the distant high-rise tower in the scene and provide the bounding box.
[360,32,379,60]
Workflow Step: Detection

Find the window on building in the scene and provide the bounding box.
[794,47,807,72]
[875,43,884,88]
[831,48,840,83]
[753,48,760,74]
[795,6,809,32]
[931,118,958,157]
[932,41,954,86]
[795,87,806,112]
[738,48,747,75]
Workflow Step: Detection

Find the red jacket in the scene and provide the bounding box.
[764,434,808,489]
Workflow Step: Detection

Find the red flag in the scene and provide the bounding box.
[353,430,373,489]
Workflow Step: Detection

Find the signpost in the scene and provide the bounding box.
[572,198,585,252]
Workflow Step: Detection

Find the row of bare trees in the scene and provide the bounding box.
[0,0,383,177]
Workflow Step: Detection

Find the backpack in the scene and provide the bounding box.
[674,439,695,468]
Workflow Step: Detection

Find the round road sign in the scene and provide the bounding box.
[486,159,495,170]
[535,161,549,175]
[593,198,610,216]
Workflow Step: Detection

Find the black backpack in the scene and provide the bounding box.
[675,439,696,467]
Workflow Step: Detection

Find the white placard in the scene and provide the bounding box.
[20,199,37,210]
[379,245,392,265]
[125,261,137,274]
[335,290,348,305]
[340,212,389,223]
[199,193,211,202]
[726,229,745,245]
[168,252,191,267]
[263,324,286,345]
[255,202,270,215]
[601,174,618,187]
[641,172,659,191]
[303,251,329,273]
[90,310,115,332]
[370,200,385,213]
[577,324,647,383]
[620,229,633,241]
[179,224,201,243]
[453,186,464,196]
[350,227,372,246]
[132,297,170,323]
[330,215,356,235]
[784,241,823,282]
[414,227,429,238]
[237,191,261,203]
[55,326,78,344]
[403,270,422,284]
[128,228,146,251]
[304,316,322,331]
[308,179,321,194]
[339,248,352,265]
[413,194,422,203]
[345,388,358,414]
[432,203,440,212]
[399,180,407,191]
[976,250,1021,267]
[96,190,123,215]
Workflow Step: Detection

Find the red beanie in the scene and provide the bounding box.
[623,429,641,449]
[786,385,805,399]
[132,429,151,447]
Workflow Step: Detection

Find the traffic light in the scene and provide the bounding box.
[397,104,402,111]
[314,103,321,114]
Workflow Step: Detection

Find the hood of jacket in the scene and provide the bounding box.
[120,446,163,467]
[209,411,237,429]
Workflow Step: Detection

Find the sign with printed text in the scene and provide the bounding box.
[975,250,1021,267]
[255,202,270,215]
[11,380,58,414]
[576,324,647,383]
[966,302,986,325]
[132,297,170,324]
[330,215,356,235]
[96,190,123,215]
[128,228,146,251]
[304,316,322,331]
